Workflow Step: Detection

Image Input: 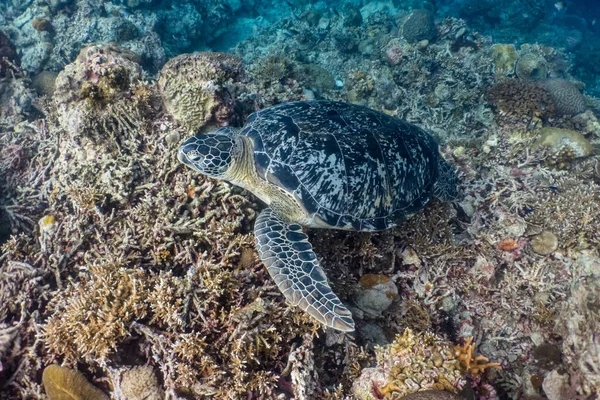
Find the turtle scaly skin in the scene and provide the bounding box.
[178,101,459,331]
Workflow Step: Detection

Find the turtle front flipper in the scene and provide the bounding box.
[254,208,355,332]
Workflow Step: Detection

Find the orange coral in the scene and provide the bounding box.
[497,238,518,252]
[454,337,502,375]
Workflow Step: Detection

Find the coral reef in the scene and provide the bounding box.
[0,1,599,399]
[533,127,593,164]
[352,328,500,399]
[53,44,150,140]
[158,52,248,132]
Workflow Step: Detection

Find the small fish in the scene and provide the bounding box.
[554,1,566,11]
[592,18,597,26]
[285,0,294,8]
[331,8,340,17]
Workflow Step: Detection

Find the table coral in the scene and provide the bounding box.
[158,52,247,132]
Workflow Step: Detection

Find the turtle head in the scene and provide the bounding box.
[178,128,240,179]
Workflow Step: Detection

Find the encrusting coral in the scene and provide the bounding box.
[54,44,153,142]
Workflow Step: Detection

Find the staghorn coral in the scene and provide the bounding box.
[487,79,554,121]
[158,52,247,132]
[555,272,600,398]
[42,261,151,363]
[542,78,587,116]
[515,53,548,81]
[454,337,502,375]
[42,364,108,400]
[525,176,600,250]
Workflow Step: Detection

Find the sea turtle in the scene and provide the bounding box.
[178,101,459,332]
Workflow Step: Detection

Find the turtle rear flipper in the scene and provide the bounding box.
[254,208,355,332]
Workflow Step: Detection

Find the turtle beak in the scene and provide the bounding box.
[177,147,187,164]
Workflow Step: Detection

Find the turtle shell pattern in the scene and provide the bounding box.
[240,101,441,231]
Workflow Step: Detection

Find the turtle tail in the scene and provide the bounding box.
[433,158,460,202]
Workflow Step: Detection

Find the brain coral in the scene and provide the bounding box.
[402,10,436,44]
[542,78,587,116]
[515,53,548,81]
[158,52,246,132]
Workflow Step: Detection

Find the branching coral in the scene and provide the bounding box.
[454,337,502,375]
[487,79,554,121]
[524,176,600,250]
[43,261,151,363]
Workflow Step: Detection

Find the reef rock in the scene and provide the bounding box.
[490,44,518,76]
[352,329,467,399]
[401,10,436,44]
[354,274,398,317]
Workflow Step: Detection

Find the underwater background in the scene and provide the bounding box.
[0,0,599,399]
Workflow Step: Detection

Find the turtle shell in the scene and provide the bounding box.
[240,101,441,231]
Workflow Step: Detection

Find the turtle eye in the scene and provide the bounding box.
[186,149,201,160]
